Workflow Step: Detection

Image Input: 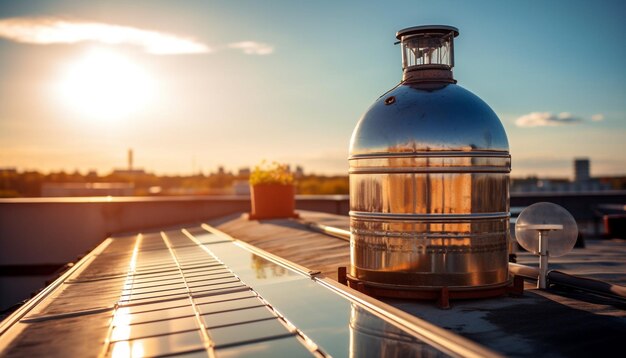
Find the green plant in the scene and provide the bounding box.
[249,161,294,186]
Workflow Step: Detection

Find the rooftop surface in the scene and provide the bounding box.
[1,211,624,357]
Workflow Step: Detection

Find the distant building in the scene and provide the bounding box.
[295,165,304,178]
[112,148,146,176]
[574,158,590,182]
[111,169,147,176]
[0,168,18,175]
[233,180,251,195]
[238,168,251,178]
[511,158,611,193]
[41,182,134,197]
[128,148,134,171]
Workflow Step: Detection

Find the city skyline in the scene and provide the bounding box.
[0,150,618,181]
[1,0,625,178]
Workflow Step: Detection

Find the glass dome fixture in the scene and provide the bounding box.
[348,25,512,304]
[397,25,459,83]
[515,202,578,289]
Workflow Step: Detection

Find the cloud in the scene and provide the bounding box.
[228,41,274,55]
[0,17,210,54]
[591,113,605,121]
[515,112,583,127]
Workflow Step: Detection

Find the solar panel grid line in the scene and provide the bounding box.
[205,318,298,351]
[123,268,190,280]
[117,234,144,306]
[211,332,298,351]
[146,243,205,250]
[128,279,188,291]
[127,262,224,273]
[195,300,266,316]
[186,278,241,289]
[188,283,248,297]
[118,293,193,307]
[214,334,326,358]
[123,298,195,316]
[68,270,128,283]
[131,267,181,277]
[165,287,252,303]
[132,262,180,269]
[110,316,201,342]
[179,260,224,266]
[159,230,216,357]
[192,290,258,306]
[98,233,144,358]
[185,273,237,283]
[120,306,197,325]
[18,305,115,323]
[203,315,277,330]
[181,266,229,276]
[107,330,207,358]
[122,288,191,301]
[124,284,187,295]
[127,272,184,284]
[122,282,190,294]
[182,267,233,276]
[180,260,222,266]
[67,273,132,283]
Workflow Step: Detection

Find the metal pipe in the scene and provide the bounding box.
[538,231,548,289]
[506,263,626,301]
[508,262,539,280]
[547,270,626,301]
[299,219,350,241]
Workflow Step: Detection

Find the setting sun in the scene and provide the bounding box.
[55,48,154,120]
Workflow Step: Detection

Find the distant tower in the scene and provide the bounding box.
[128,149,134,171]
[295,165,304,178]
[574,158,590,182]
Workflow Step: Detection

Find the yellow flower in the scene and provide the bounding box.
[249,160,294,185]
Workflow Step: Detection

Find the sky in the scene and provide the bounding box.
[0,0,624,178]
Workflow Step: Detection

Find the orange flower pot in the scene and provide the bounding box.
[249,184,298,220]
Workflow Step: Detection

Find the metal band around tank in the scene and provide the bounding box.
[349,211,510,222]
[349,151,511,174]
[349,151,511,159]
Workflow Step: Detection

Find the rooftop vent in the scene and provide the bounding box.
[396,25,458,83]
[348,25,512,301]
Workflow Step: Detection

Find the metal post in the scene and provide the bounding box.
[538,230,548,289]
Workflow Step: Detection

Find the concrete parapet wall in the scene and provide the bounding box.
[0,195,349,265]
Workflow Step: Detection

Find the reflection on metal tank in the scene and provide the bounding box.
[349,305,447,358]
[349,25,510,290]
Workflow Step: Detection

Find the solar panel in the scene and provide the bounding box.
[0,222,488,357]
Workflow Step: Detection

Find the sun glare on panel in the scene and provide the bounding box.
[56,48,155,121]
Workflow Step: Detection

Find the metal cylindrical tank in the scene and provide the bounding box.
[349,25,510,292]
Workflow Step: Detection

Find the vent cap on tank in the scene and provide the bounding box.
[396,25,459,83]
